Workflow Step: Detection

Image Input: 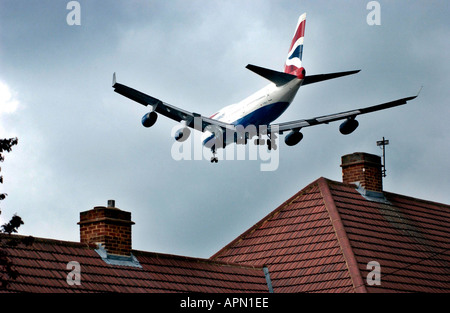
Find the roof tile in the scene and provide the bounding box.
[1,235,269,293]
[2,176,449,293]
[212,177,450,292]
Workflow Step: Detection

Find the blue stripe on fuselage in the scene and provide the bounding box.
[232,101,290,128]
[202,102,291,148]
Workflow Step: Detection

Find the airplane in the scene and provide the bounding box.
[112,13,419,163]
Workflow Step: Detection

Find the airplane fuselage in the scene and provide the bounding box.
[203,77,303,147]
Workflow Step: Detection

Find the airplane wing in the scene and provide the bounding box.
[268,92,420,134]
[112,73,235,132]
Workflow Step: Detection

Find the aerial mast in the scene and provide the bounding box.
[376,137,389,177]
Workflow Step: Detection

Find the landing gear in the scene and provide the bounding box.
[210,149,218,163]
[254,134,277,150]
[267,140,277,151]
[267,133,277,151]
[254,138,265,145]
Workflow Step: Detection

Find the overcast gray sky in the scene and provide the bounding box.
[1,0,449,258]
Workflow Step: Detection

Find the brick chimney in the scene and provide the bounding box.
[78,200,134,256]
[341,152,383,192]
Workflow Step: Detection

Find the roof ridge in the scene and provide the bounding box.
[325,178,450,209]
[317,177,368,293]
[132,249,265,270]
[210,177,325,261]
[0,233,94,249]
[384,191,450,216]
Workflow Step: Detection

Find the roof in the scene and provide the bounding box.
[211,177,450,293]
[0,235,269,293]
[1,176,449,293]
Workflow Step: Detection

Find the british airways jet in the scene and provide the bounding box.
[113,13,418,163]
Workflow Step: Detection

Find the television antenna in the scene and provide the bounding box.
[376,137,389,177]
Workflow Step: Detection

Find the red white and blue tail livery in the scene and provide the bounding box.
[285,12,306,77]
[112,13,419,163]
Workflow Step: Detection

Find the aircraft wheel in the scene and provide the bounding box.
[255,138,265,145]
[268,140,277,151]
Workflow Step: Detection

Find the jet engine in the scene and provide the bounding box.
[141,112,158,128]
[202,125,224,150]
[174,127,191,142]
[339,118,359,135]
[284,130,303,146]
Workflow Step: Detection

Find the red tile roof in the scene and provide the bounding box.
[2,176,449,293]
[0,235,269,293]
[211,177,450,293]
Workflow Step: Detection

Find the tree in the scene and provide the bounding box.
[1,138,21,230]
[0,137,32,289]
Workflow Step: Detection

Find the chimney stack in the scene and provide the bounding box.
[341,152,383,193]
[78,200,134,256]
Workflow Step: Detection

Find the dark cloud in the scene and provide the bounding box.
[0,1,448,258]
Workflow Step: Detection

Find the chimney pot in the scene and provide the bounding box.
[341,152,383,192]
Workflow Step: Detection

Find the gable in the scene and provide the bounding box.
[211,178,356,293]
[212,177,450,293]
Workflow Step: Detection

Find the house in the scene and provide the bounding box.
[212,152,450,292]
[1,152,449,293]
[0,201,270,293]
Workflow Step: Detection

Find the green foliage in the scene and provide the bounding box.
[0,137,31,290]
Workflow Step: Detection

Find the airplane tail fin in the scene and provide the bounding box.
[284,13,306,78]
